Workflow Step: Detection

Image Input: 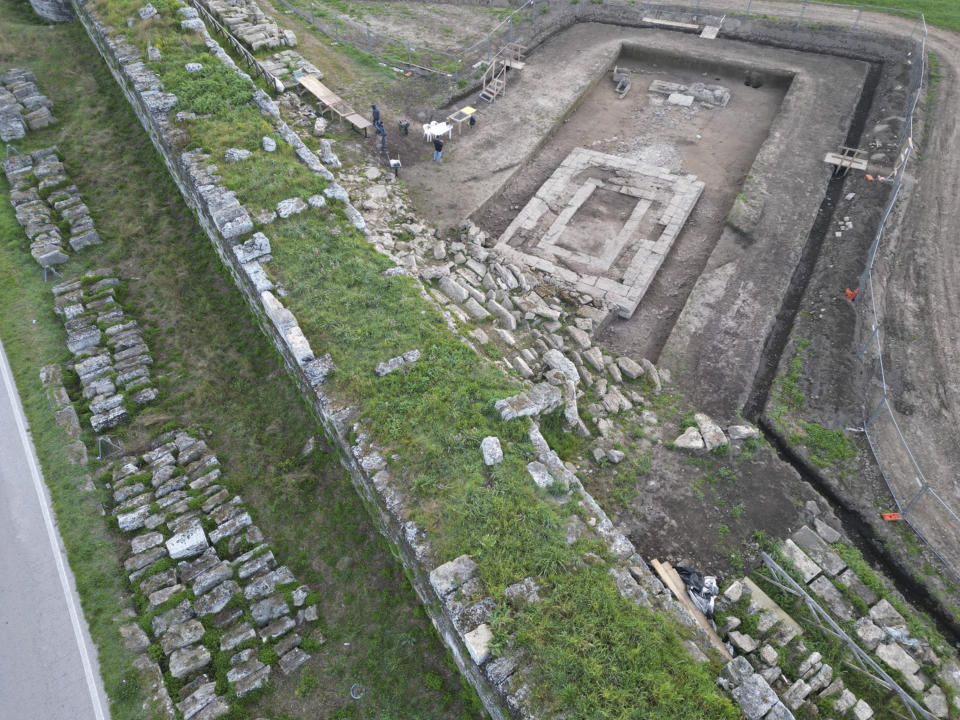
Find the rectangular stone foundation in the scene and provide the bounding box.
[495,147,702,317]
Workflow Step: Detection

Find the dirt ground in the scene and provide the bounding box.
[264,0,960,617]
[322,0,512,55]
[474,48,788,359]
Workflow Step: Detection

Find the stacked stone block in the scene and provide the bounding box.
[203,0,296,51]
[51,271,156,432]
[716,513,958,720]
[0,68,57,141]
[2,146,101,269]
[39,364,89,466]
[112,429,315,717]
[258,50,322,91]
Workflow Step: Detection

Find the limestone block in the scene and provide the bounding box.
[853,617,883,651]
[851,699,874,720]
[923,685,949,719]
[791,525,846,577]
[463,623,492,665]
[169,644,211,679]
[161,619,205,655]
[429,555,477,598]
[616,356,644,379]
[166,524,209,560]
[869,598,905,628]
[731,673,778,720]
[694,412,727,450]
[781,539,820,583]
[876,642,921,682]
[808,576,854,621]
[673,426,704,451]
[782,679,811,711]
[526,461,555,489]
[481,436,503,466]
[729,630,758,654]
[721,656,754,685]
[176,681,217,720]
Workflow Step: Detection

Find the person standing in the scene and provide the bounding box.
[374,119,387,152]
[371,104,380,124]
[433,136,443,162]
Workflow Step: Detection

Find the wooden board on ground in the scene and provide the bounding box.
[651,559,732,661]
[643,17,701,31]
[297,75,370,136]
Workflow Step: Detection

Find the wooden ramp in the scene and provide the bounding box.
[651,559,732,662]
[297,75,371,136]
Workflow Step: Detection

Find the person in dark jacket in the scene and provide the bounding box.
[433,137,443,162]
[371,104,380,124]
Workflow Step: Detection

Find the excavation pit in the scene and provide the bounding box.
[495,147,704,317]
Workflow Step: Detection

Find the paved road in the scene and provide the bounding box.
[0,334,110,720]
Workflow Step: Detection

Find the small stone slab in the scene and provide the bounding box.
[166,525,209,560]
[463,623,492,665]
[731,673,778,720]
[481,436,503,466]
[429,555,477,598]
[279,647,310,675]
[791,525,846,577]
[169,644,211,679]
[781,539,821,583]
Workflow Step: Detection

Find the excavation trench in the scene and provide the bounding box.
[742,60,884,421]
[759,418,960,643]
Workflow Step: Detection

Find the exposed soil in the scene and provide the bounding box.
[249,0,960,626]
[474,49,787,360]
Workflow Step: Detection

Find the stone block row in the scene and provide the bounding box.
[2,146,101,269]
[39,364,89,465]
[717,514,957,719]
[204,0,296,52]
[50,271,157,433]
[0,67,56,141]
[113,428,317,718]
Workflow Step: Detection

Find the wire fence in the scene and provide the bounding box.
[851,22,960,583]
[278,0,958,577]
[757,552,935,720]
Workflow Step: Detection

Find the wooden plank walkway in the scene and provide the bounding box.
[297,75,371,136]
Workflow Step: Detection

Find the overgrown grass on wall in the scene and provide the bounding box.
[75,0,742,715]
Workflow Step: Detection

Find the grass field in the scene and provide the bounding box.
[0,1,482,717]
